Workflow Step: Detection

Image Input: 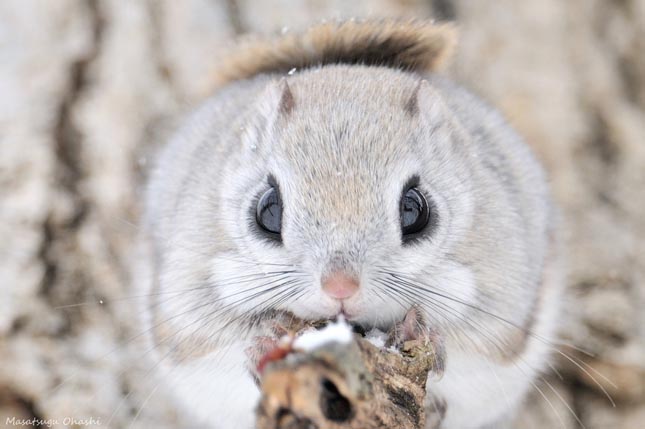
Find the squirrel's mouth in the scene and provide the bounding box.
[331,303,394,331]
[337,304,354,320]
[333,308,401,334]
[314,309,382,337]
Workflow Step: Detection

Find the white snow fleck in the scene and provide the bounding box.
[287,67,297,75]
[99,300,104,305]
[280,26,289,35]
[387,345,401,354]
[365,328,388,348]
[293,317,353,351]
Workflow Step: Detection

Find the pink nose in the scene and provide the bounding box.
[322,272,359,300]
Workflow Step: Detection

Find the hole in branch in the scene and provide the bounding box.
[319,378,353,422]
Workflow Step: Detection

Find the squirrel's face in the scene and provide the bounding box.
[212,68,479,331]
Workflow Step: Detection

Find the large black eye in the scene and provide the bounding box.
[256,184,282,240]
[400,187,430,240]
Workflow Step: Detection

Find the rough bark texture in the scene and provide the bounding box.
[254,310,444,429]
[256,336,436,429]
[1,0,644,428]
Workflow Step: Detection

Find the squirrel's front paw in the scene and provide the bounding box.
[245,313,308,383]
[386,306,445,378]
[246,336,283,385]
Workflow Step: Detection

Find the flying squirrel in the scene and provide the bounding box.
[136,19,563,428]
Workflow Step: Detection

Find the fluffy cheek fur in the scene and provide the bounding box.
[342,261,478,330]
[209,254,325,317]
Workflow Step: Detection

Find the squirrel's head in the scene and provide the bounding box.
[146,21,548,362]
[212,67,478,330]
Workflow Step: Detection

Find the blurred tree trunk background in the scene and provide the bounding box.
[1,0,644,427]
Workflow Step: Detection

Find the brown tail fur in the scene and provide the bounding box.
[210,19,457,90]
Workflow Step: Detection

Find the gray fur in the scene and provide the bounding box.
[138,64,561,428]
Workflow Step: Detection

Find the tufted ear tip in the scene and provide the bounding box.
[277,78,295,115]
[253,77,296,131]
[405,79,444,122]
[404,79,426,116]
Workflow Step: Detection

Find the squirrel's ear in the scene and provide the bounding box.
[242,79,294,153]
[262,78,295,118]
[277,79,295,115]
[405,80,444,123]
